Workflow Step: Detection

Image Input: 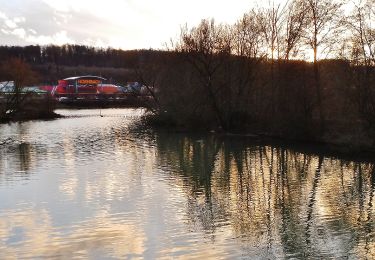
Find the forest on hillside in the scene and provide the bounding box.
[0,45,157,68]
[0,46,164,84]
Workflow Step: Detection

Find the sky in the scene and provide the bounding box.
[0,0,269,50]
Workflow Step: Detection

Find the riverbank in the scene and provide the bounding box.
[0,93,153,123]
[141,113,375,158]
[0,110,62,123]
[0,94,61,123]
[56,95,151,109]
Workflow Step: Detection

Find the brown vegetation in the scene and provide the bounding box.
[0,58,57,122]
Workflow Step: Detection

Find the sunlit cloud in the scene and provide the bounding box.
[26,30,76,45]
[0,11,26,30]
[1,28,9,34]
[53,11,73,25]
[13,17,26,23]
[82,38,107,48]
[28,28,37,34]
[12,28,26,38]
[0,11,6,20]
[42,0,78,13]
[5,19,17,29]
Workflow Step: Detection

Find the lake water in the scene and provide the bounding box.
[0,108,374,259]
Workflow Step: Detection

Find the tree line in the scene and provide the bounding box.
[137,0,375,149]
[0,45,160,68]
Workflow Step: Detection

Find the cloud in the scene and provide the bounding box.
[5,19,17,28]
[82,38,107,48]
[0,4,75,46]
[26,30,75,45]
[0,0,256,49]
[12,28,26,38]
[13,17,25,23]
[1,28,9,34]
[41,0,74,12]
[0,9,26,30]
[0,11,7,20]
[28,28,37,34]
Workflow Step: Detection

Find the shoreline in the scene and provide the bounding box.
[1,107,373,161]
[221,132,375,162]
[142,120,375,162]
[0,111,63,124]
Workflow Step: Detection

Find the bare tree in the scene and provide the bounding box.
[278,0,313,129]
[257,2,289,115]
[303,0,345,62]
[282,0,308,60]
[0,58,39,120]
[175,19,232,130]
[302,0,345,129]
[135,51,164,113]
[257,3,285,60]
[232,10,264,58]
[347,0,375,137]
[228,11,265,126]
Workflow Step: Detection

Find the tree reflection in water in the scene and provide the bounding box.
[155,132,375,258]
[1,111,375,258]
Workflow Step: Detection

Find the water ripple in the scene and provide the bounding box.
[0,109,374,259]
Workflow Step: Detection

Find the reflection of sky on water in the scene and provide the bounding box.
[0,109,374,258]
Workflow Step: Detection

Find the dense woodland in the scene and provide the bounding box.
[1,0,375,150]
[138,0,375,150]
[0,45,155,68]
[0,46,160,84]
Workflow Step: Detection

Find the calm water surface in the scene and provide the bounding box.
[0,108,374,259]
